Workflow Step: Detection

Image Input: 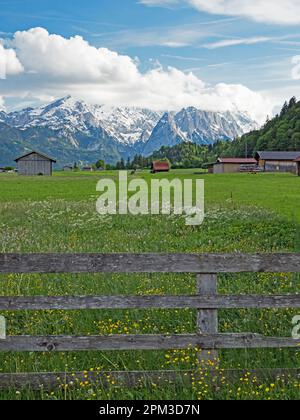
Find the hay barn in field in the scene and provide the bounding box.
[255,151,300,174]
[82,166,93,172]
[151,161,170,173]
[63,165,73,172]
[15,151,56,176]
[213,157,258,174]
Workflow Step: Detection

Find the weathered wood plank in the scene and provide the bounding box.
[0,370,191,390]
[0,253,300,274]
[197,274,218,363]
[0,294,299,310]
[0,334,299,352]
[0,369,299,391]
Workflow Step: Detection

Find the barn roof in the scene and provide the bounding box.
[217,157,257,164]
[256,151,300,161]
[15,150,56,163]
[152,161,170,170]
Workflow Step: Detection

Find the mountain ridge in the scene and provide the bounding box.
[142,106,257,156]
[0,96,258,166]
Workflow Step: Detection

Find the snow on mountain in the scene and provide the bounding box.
[0,96,258,165]
[142,107,258,156]
[141,112,184,156]
[94,106,162,145]
[5,96,162,145]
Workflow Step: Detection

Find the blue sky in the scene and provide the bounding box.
[1,0,300,122]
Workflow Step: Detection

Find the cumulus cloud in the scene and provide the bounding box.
[0,43,23,79]
[0,27,273,123]
[189,0,300,25]
[13,28,139,83]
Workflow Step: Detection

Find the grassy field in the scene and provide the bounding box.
[0,170,299,400]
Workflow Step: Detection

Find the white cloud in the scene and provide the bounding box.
[189,0,300,25]
[13,27,139,83]
[291,55,300,80]
[0,96,5,111]
[140,0,181,6]
[160,41,189,47]
[0,27,273,123]
[142,0,300,25]
[0,43,23,79]
[95,22,216,49]
[203,36,273,49]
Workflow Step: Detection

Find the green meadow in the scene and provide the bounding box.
[0,170,299,400]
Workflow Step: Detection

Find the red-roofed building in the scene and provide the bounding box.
[151,161,170,173]
[213,157,258,174]
[217,158,258,164]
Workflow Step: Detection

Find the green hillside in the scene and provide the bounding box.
[222,97,300,158]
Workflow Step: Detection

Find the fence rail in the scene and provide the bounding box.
[0,252,299,390]
[1,294,300,310]
[1,369,300,391]
[0,334,300,352]
[1,253,300,273]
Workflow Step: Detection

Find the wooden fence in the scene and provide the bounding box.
[0,253,300,390]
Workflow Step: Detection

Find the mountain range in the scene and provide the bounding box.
[0,96,258,166]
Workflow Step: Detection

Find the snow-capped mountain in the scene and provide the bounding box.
[5,96,162,146]
[0,96,258,166]
[142,107,258,156]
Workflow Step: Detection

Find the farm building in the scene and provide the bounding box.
[15,151,56,176]
[63,165,73,172]
[151,161,170,173]
[255,151,300,174]
[213,157,258,174]
[82,166,94,172]
[0,167,14,173]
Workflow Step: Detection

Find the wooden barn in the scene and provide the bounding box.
[255,151,300,174]
[63,165,73,172]
[15,151,56,176]
[151,161,170,173]
[213,157,258,174]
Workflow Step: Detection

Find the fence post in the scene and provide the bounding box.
[196,274,218,366]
